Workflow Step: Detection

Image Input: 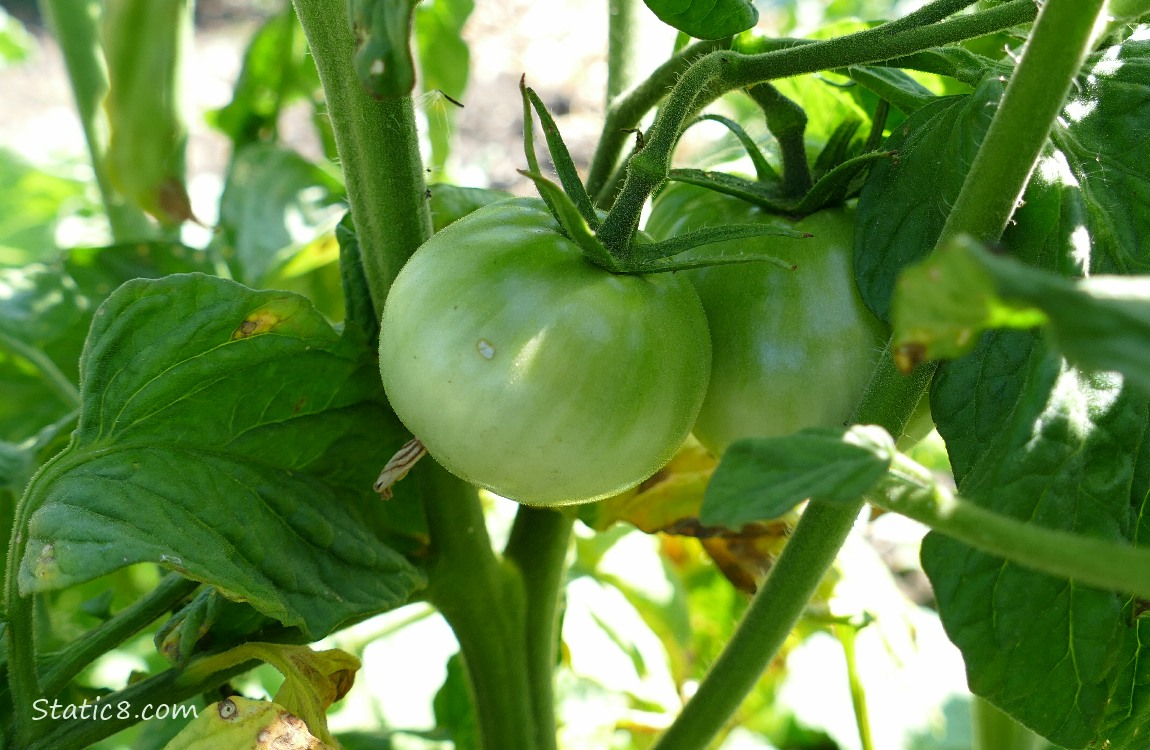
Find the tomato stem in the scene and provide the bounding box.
[420,464,538,750]
[938,0,1108,244]
[292,0,433,316]
[653,349,935,749]
[596,0,1040,256]
[503,507,575,750]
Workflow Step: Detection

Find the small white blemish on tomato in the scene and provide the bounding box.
[477,339,496,359]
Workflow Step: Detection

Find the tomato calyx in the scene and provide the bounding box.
[519,85,805,276]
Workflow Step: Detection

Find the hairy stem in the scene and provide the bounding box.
[587,38,729,202]
[292,0,432,314]
[40,574,201,697]
[502,507,574,750]
[939,0,1107,243]
[873,455,1150,600]
[420,464,536,750]
[597,0,1039,255]
[653,353,935,748]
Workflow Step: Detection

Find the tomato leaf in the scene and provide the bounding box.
[216,144,345,286]
[161,696,333,750]
[858,39,1150,323]
[640,0,757,40]
[18,274,425,640]
[893,237,1150,391]
[700,425,894,528]
[209,7,319,151]
[348,0,419,99]
[433,653,480,750]
[924,343,1150,748]
[854,79,1002,322]
[844,65,935,114]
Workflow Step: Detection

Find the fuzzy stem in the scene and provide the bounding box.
[420,465,536,750]
[873,454,1150,600]
[587,38,728,202]
[291,0,432,314]
[939,0,1107,243]
[653,353,934,749]
[597,0,1039,255]
[40,574,201,696]
[502,507,574,750]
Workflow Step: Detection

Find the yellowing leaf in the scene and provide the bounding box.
[162,696,334,750]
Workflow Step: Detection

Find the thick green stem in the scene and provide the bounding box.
[653,500,864,749]
[39,0,152,241]
[598,0,1038,254]
[654,354,934,749]
[872,454,1150,600]
[587,39,728,202]
[939,0,1107,243]
[292,0,433,314]
[745,83,812,199]
[40,574,201,697]
[502,507,574,750]
[607,0,641,104]
[420,464,536,750]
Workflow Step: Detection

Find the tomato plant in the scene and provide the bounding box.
[379,198,710,505]
[3,0,1150,749]
[646,183,887,454]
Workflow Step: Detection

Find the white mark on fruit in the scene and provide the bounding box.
[477,339,496,359]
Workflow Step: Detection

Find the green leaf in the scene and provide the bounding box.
[893,237,1150,392]
[433,653,479,750]
[923,341,1150,748]
[700,425,895,528]
[348,0,419,98]
[845,65,935,114]
[0,264,86,439]
[155,587,295,666]
[0,148,86,266]
[64,240,216,299]
[19,274,425,640]
[216,144,345,286]
[0,7,34,65]
[640,0,757,39]
[209,7,319,150]
[858,39,1150,323]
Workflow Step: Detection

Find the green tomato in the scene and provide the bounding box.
[646,183,888,455]
[379,198,711,506]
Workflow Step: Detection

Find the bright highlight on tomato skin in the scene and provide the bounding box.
[378,198,712,506]
[646,183,889,456]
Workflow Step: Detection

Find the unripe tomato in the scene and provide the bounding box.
[646,183,888,455]
[379,198,712,506]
